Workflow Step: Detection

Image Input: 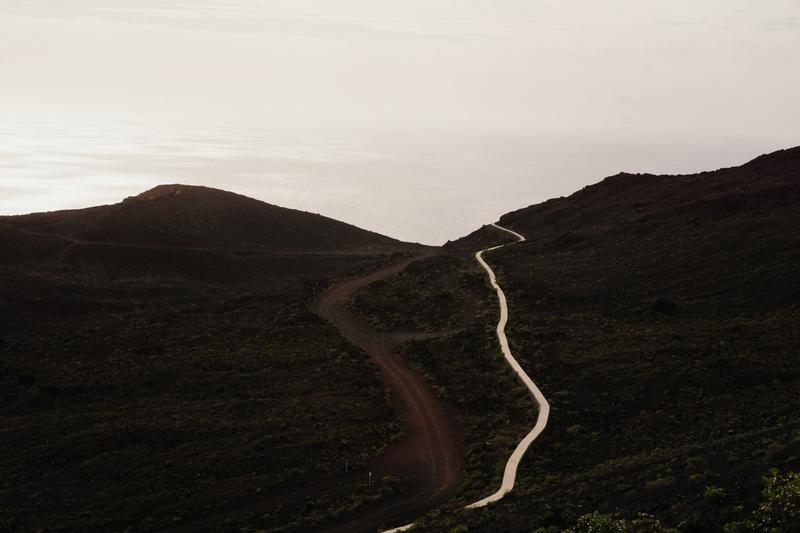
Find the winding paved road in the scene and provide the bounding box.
[383,223,550,531]
[466,223,550,508]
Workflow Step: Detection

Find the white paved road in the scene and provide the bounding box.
[382,223,550,531]
[466,223,550,508]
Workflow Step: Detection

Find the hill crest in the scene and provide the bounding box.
[502,145,800,235]
[444,145,800,250]
[2,184,408,252]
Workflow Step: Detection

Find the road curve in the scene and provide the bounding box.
[315,255,463,533]
[383,223,550,531]
[465,223,550,508]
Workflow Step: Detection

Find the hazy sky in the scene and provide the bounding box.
[1,1,799,243]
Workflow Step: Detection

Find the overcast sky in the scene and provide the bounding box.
[1,1,799,243]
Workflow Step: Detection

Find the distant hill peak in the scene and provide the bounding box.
[124,184,251,204]
[5,184,409,251]
[589,172,659,195]
[128,184,187,201]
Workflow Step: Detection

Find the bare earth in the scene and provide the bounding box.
[315,255,464,533]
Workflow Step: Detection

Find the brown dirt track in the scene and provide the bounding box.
[315,255,464,533]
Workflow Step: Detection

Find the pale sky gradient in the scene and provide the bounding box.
[1,1,798,244]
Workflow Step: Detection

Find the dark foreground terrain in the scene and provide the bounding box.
[0,185,435,531]
[3,147,800,532]
[354,147,800,531]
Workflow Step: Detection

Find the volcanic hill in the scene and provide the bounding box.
[0,186,419,532]
[1,184,403,251]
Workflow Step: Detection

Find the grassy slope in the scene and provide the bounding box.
[357,147,800,531]
[0,189,418,532]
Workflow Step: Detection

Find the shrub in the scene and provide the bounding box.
[704,485,725,500]
[566,511,676,532]
[725,470,800,532]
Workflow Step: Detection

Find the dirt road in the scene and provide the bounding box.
[315,255,464,532]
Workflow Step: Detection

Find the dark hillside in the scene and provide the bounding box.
[1,184,405,251]
[0,187,419,532]
[379,146,800,531]
[500,145,800,235]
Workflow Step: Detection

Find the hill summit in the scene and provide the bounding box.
[2,184,403,251]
